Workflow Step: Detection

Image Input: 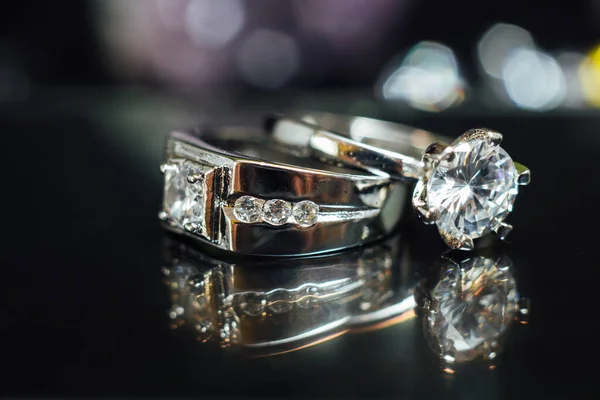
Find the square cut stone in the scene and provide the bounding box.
[162,160,215,239]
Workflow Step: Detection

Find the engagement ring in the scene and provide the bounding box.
[268,113,530,250]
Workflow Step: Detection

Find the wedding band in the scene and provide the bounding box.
[266,112,449,181]
[267,112,531,250]
[158,125,407,256]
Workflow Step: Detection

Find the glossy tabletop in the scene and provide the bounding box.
[0,89,598,399]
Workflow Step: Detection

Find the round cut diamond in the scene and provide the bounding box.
[292,200,319,227]
[427,256,518,363]
[163,162,205,227]
[234,196,263,223]
[427,139,518,239]
[262,199,292,226]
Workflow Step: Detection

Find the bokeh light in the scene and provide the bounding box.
[237,30,300,89]
[292,0,403,49]
[579,45,600,108]
[183,0,245,50]
[377,41,464,112]
[557,52,587,109]
[477,23,535,79]
[501,49,566,111]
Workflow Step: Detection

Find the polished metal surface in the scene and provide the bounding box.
[159,126,408,256]
[162,234,417,356]
[266,111,451,181]
[268,113,530,250]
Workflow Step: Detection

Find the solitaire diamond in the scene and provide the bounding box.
[262,199,292,226]
[426,256,518,363]
[234,196,264,223]
[163,161,205,228]
[292,201,319,227]
[427,138,518,240]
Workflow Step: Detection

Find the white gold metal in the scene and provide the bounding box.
[267,113,529,250]
[515,162,531,185]
[159,126,408,256]
[186,172,204,184]
[267,112,450,181]
[494,222,514,241]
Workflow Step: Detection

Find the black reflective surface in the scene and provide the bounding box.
[1,90,598,398]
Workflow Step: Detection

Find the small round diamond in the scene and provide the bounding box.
[262,199,292,226]
[233,196,263,223]
[427,138,518,240]
[292,201,319,227]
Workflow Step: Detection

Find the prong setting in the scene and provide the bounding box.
[414,128,528,251]
[494,222,513,241]
[412,180,437,225]
[486,130,503,146]
[515,162,531,185]
[425,207,439,223]
[186,173,204,184]
[160,162,179,174]
[424,141,449,156]
[184,222,199,233]
[458,237,475,251]
[158,211,176,227]
[452,127,502,145]
[516,297,530,324]
[422,142,448,167]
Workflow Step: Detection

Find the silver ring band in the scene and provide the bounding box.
[266,111,451,181]
[159,126,407,256]
[267,112,531,251]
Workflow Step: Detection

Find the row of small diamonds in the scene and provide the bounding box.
[232,284,349,316]
[233,196,319,227]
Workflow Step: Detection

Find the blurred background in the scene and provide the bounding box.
[1,0,600,114]
[3,2,600,397]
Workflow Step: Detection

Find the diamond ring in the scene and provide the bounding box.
[267,113,530,250]
[159,125,407,256]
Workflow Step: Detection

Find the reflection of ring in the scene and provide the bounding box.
[158,126,407,256]
[267,112,531,250]
[415,251,529,372]
[161,234,416,356]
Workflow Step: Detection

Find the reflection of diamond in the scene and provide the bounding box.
[427,256,518,363]
[239,293,266,316]
[234,196,264,223]
[268,290,294,313]
[292,200,319,227]
[262,199,292,226]
[163,161,205,228]
[427,138,518,239]
[297,286,320,308]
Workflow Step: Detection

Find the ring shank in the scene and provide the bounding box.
[266,112,451,181]
[161,126,407,256]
